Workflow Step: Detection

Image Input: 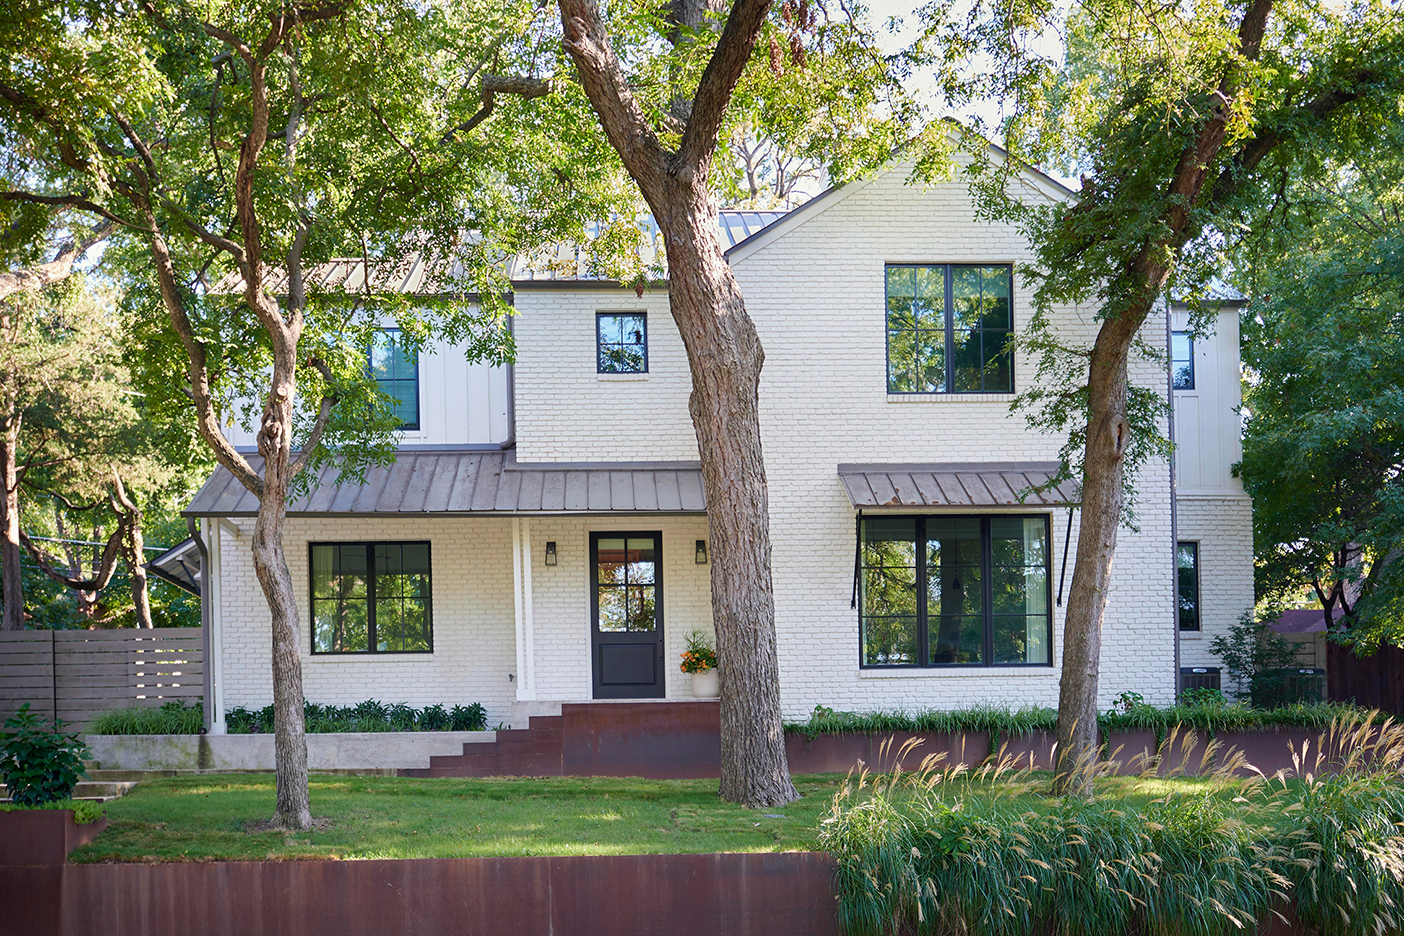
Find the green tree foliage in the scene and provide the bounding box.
[913,0,1404,789]
[1237,123,1404,652]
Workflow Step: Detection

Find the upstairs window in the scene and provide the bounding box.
[597,312,647,373]
[1177,542,1200,631]
[1171,331,1194,389]
[886,264,1013,394]
[370,329,420,430]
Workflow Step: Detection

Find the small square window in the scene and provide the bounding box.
[1171,332,1194,390]
[597,313,647,373]
[886,265,1013,394]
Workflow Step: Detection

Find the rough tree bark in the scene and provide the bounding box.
[1051,0,1354,792]
[112,474,152,628]
[0,399,22,631]
[557,0,797,806]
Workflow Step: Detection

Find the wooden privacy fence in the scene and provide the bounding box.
[1327,639,1404,715]
[0,629,202,730]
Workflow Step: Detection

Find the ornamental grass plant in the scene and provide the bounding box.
[821,712,1404,936]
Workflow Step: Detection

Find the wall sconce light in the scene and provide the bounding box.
[695,540,708,565]
[544,542,558,566]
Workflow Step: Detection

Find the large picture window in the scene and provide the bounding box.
[886,264,1013,394]
[860,515,1051,667]
[311,542,432,654]
[370,329,420,430]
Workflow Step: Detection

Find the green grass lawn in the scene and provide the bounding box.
[67,770,1272,863]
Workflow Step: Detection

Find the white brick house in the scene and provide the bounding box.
[182,157,1252,731]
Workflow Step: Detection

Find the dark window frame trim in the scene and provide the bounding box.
[1177,540,1201,633]
[595,311,649,375]
[308,540,434,655]
[857,513,1054,670]
[1171,330,1195,391]
[369,327,422,432]
[588,530,665,636]
[884,262,1016,396]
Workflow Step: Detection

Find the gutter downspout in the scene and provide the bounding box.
[1166,297,1181,699]
[188,517,213,734]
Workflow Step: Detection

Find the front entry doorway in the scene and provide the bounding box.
[590,532,665,699]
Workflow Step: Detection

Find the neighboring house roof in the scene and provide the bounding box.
[146,537,202,597]
[1270,607,1344,634]
[210,211,789,295]
[838,462,1080,509]
[184,451,708,517]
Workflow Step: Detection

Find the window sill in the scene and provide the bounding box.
[886,393,1017,404]
[597,372,650,382]
[309,652,435,659]
[858,666,1055,679]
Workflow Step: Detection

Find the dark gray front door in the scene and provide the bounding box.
[591,532,664,699]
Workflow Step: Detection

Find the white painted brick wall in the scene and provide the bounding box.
[215,158,1239,721]
[1177,494,1255,671]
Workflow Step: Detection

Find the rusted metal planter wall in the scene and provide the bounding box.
[0,852,839,936]
[0,811,106,867]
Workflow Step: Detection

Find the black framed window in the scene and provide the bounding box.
[369,329,420,430]
[597,313,648,373]
[1177,541,1200,631]
[311,542,432,654]
[886,264,1013,394]
[1171,331,1194,390]
[860,515,1051,667]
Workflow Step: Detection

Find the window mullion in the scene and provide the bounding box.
[944,265,954,393]
[982,519,994,667]
[916,517,928,668]
[366,544,377,654]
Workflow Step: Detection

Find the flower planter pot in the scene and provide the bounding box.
[690,670,719,699]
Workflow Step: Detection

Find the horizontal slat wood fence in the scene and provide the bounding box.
[0,629,202,730]
[1328,640,1404,715]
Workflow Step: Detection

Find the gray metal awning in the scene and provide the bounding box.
[838,462,1080,509]
[183,450,708,517]
[146,537,202,596]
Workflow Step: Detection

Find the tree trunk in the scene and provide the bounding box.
[0,416,22,631]
[125,516,152,628]
[251,365,313,830]
[656,185,798,808]
[1054,341,1132,794]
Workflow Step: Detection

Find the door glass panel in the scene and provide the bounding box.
[596,536,659,633]
[927,518,984,664]
[598,586,628,632]
[597,538,626,585]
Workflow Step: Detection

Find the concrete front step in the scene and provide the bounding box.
[2,779,137,804]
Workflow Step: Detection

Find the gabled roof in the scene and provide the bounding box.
[210,211,789,296]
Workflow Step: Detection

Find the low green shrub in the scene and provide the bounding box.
[0,798,105,824]
[821,715,1404,936]
[224,699,488,734]
[786,700,1377,739]
[88,701,204,735]
[0,705,90,805]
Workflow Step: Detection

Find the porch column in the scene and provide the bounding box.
[202,518,227,735]
[512,518,537,701]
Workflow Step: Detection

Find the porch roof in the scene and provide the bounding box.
[183,450,708,518]
[838,462,1080,509]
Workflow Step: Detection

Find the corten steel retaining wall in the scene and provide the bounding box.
[0,629,201,730]
[0,852,840,936]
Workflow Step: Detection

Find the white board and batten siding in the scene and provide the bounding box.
[221,336,511,449]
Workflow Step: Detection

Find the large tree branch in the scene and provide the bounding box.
[676,0,772,170]
[0,218,114,302]
[559,0,669,193]
[21,521,126,592]
[441,75,566,143]
[137,194,264,497]
[288,356,338,480]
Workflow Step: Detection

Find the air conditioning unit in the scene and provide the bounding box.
[1180,666,1221,693]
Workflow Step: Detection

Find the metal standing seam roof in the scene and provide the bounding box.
[838,462,1080,509]
[183,451,708,517]
[209,211,790,295]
